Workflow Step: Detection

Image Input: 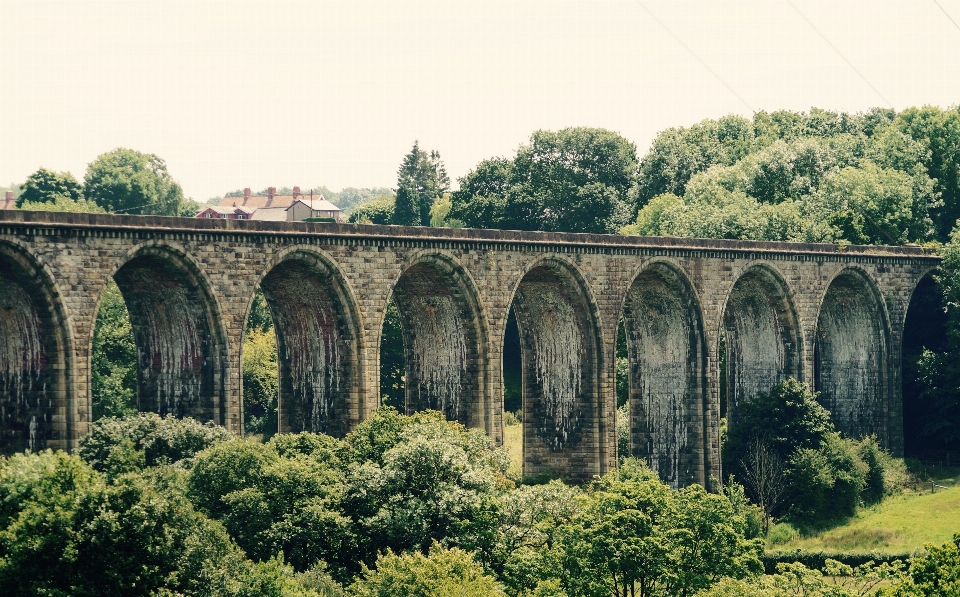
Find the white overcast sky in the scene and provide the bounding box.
[1,0,959,201]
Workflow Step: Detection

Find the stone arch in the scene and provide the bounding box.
[901,270,946,456]
[722,263,803,427]
[507,256,604,481]
[815,267,890,442]
[103,243,228,424]
[621,260,707,488]
[385,251,488,430]
[252,248,363,437]
[0,241,74,454]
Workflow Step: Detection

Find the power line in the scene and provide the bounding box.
[785,0,894,109]
[633,1,756,114]
[933,0,960,33]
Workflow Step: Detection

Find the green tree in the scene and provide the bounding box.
[84,148,186,215]
[725,379,834,467]
[20,194,107,213]
[348,544,506,597]
[813,162,936,245]
[910,228,960,453]
[17,167,83,207]
[626,107,944,247]
[348,194,396,224]
[78,413,231,474]
[329,187,394,216]
[635,115,759,207]
[379,301,405,410]
[91,279,137,419]
[451,128,638,234]
[891,106,960,242]
[883,534,960,596]
[0,450,310,596]
[243,327,279,435]
[429,194,463,227]
[449,158,513,229]
[549,460,760,597]
[392,182,420,226]
[343,410,507,564]
[391,142,448,226]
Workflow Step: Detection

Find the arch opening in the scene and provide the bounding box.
[386,257,485,429]
[257,252,359,437]
[815,270,887,441]
[901,275,948,457]
[622,263,706,488]
[0,248,69,454]
[510,261,601,481]
[110,250,225,423]
[723,266,802,427]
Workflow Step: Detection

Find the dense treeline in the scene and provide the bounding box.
[445,107,959,246]
[16,148,198,215]
[2,410,957,596]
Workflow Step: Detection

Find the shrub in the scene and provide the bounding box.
[884,533,960,596]
[503,410,521,427]
[0,450,304,596]
[767,522,799,546]
[785,433,867,528]
[79,413,231,473]
[761,549,908,575]
[858,435,886,505]
[347,544,505,597]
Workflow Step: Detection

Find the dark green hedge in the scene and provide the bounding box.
[763,549,912,574]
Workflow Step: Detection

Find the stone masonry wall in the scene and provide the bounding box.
[0,212,939,484]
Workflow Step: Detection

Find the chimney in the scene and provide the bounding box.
[3,191,13,209]
[242,187,251,206]
[266,187,276,207]
[293,186,300,199]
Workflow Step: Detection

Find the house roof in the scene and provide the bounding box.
[221,195,297,209]
[198,205,253,216]
[300,198,341,212]
[249,207,289,221]
[220,190,338,211]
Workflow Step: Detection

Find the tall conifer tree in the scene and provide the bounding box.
[391,141,448,226]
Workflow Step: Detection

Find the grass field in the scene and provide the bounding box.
[772,473,960,554]
[503,421,522,480]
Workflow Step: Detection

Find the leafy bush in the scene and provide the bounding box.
[884,533,960,596]
[785,433,868,527]
[0,450,313,596]
[761,549,909,575]
[79,413,231,474]
[348,544,505,597]
[766,522,799,546]
[242,327,279,435]
[858,436,886,505]
[511,459,762,597]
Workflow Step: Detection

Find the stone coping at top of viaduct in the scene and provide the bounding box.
[0,210,939,261]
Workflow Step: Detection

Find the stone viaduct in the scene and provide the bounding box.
[0,211,940,486]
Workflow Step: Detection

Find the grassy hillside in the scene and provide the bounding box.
[772,473,960,554]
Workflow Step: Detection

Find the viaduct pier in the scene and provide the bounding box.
[0,211,939,485]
